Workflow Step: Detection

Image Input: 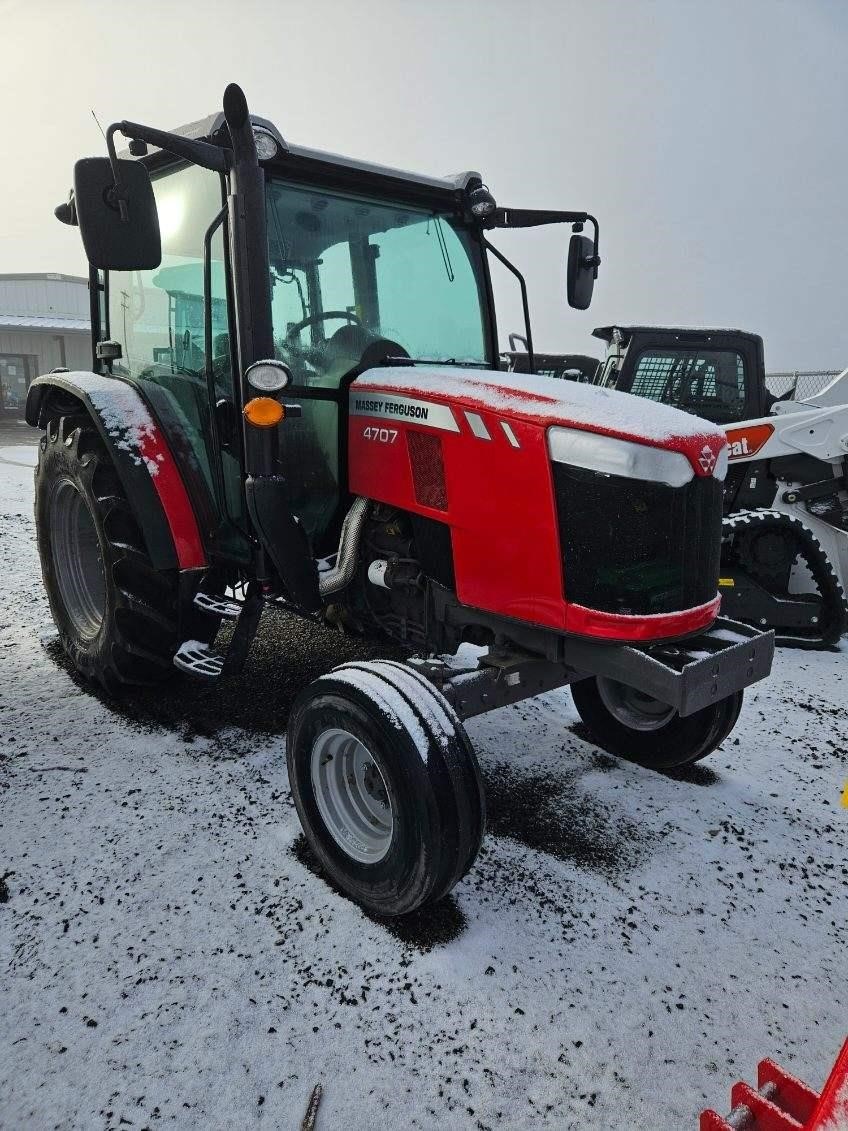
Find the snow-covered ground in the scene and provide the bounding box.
[1,452,846,1131]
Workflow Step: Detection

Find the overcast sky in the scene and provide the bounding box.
[2,0,846,370]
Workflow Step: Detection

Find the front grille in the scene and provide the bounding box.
[407,430,448,511]
[552,463,722,615]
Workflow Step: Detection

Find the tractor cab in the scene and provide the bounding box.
[95,146,492,556]
[592,326,770,423]
[82,106,598,568]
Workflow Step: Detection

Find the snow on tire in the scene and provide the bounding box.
[34,414,215,692]
[286,660,485,916]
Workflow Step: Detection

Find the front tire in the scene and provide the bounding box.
[570,676,743,770]
[287,660,485,916]
[34,415,194,692]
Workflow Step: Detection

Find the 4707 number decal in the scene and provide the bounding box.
[361,426,399,444]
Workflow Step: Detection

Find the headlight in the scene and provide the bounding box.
[548,426,694,487]
[245,359,291,393]
[253,127,279,161]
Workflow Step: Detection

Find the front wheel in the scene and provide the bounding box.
[286,660,485,916]
[570,676,743,770]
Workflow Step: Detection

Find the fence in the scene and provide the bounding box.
[765,369,842,401]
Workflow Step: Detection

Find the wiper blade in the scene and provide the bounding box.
[383,356,490,369]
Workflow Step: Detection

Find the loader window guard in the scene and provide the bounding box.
[629,347,748,423]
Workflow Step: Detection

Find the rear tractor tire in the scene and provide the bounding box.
[570,676,743,770]
[34,415,198,692]
[286,660,486,916]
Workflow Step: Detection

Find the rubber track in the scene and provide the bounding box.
[722,509,848,648]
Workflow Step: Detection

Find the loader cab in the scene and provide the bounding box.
[592,326,770,423]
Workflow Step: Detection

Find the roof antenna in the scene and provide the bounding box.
[91,109,106,142]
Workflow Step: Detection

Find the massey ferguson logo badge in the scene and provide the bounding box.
[350,390,460,432]
[699,445,717,474]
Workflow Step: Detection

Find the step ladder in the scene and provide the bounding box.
[173,587,263,680]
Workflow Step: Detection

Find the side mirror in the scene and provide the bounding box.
[73,157,161,270]
[567,233,596,311]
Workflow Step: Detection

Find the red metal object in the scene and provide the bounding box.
[136,424,207,570]
[809,1040,848,1128]
[565,597,721,641]
[349,372,724,643]
[700,1038,848,1131]
[63,373,208,572]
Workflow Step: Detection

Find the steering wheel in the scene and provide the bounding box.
[284,310,362,343]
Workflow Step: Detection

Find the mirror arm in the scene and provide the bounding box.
[484,238,534,375]
[491,208,602,279]
[492,207,589,228]
[105,125,130,222]
[116,122,229,173]
[104,121,229,223]
[583,214,601,279]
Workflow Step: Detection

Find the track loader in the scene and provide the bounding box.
[28,84,774,914]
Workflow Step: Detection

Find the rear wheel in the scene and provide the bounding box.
[34,415,203,692]
[287,660,485,916]
[570,676,743,770]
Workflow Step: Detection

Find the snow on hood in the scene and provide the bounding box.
[354,366,725,445]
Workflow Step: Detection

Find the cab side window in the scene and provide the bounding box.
[107,164,245,544]
[108,163,229,392]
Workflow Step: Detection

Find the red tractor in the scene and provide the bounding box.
[29,84,773,914]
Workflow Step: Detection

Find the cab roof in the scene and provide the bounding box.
[141,111,482,202]
[592,325,764,347]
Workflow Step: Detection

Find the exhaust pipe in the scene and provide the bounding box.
[318,497,370,597]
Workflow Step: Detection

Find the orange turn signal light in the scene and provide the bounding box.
[243,397,284,428]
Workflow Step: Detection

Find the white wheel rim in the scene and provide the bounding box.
[596,677,677,732]
[310,728,394,863]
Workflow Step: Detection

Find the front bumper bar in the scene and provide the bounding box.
[563,618,775,718]
[415,618,775,721]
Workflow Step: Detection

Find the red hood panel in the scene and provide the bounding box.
[352,365,727,476]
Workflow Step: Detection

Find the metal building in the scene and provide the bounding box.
[0,273,90,412]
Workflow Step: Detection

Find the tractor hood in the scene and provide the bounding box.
[352,365,727,475]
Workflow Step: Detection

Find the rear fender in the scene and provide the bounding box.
[26,372,206,572]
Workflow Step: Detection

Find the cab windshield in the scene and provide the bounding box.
[265,179,489,387]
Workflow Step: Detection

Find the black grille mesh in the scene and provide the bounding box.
[407,430,448,511]
[552,464,722,616]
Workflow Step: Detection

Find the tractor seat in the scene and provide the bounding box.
[318,329,410,385]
